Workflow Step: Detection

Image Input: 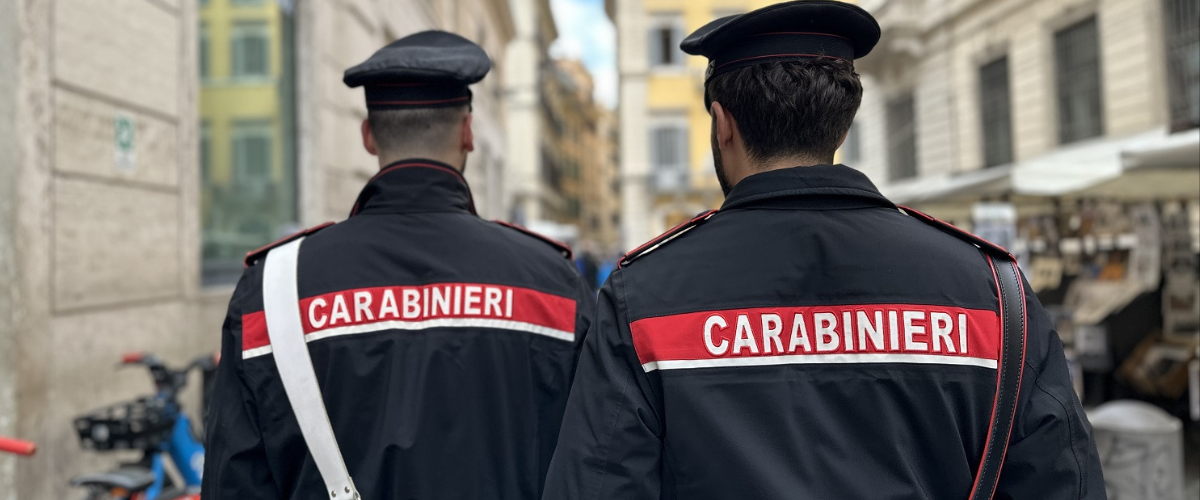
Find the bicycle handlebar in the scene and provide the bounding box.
[118,351,219,398]
[0,436,37,456]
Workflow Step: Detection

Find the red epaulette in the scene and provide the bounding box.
[243,222,336,267]
[493,221,573,259]
[619,210,718,268]
[899,206,1014,259]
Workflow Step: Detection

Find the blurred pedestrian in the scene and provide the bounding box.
[203,31,593,500]
[543,1,1104,499]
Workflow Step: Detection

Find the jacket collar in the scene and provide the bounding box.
[349,159,477,217]
[720,164,896,211]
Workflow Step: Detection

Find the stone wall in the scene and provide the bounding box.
[0,1,517,497]
[303,0,514,224]
[858,0,1172,187]
[0,0,20,497]
[4,1,207,498]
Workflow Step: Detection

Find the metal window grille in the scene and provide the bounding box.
[887,93,918,181]
[980,57,1014,167]
[650,125,689,191]
[1165,0,1200,131]
[1054,17,1104,144]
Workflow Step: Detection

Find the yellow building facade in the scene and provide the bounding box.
[199,0,297,282]
[610,0,853,246]
[645,0,777,199]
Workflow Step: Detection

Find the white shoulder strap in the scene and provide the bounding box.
[262,238,361,500]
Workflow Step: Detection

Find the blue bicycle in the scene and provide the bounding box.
[70,352,216,500]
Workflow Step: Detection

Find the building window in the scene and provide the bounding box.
[841,122,861,164]
[199,24,210,80]
[232,121,273,188]
[649,119,689,191]
[231,22,271,79]
[1164,0,1200,131]
[200,121,211,181]
[980,56,1014,167]
[887,93,918,181]
[648,14,684,68]
[200,0,298,285]
[1054,17,1104,144]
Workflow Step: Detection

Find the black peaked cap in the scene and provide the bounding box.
[344,31,491,110]
[681,0,880,82]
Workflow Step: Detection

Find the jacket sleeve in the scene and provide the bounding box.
[573,271,597,358]
[201,270,281,499]
[994,280,1107,500]
[543,271,664,500]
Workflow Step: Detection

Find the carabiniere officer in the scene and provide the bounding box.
[203,31,594,500]
[543,2,1105,499]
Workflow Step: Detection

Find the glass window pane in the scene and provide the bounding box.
[650,122,689,191]
[1054,17,1104,144]
[649,15,682,68]
[200,0,298,285]
[1164,0,1200,130]
[887,93,918,181]
[199,24,209,80]
[841,122,861,163]
[659,28,673,65]
[980,57,1013,167]
[232,22,270,78]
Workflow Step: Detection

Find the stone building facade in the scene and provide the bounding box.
[0,0,519,497]
[853,0,1198,218]
[585,106,623,254]
[548,58,622,252]
[605,0,810,249]
[505,0,561,226]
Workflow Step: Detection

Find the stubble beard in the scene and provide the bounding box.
[712,133,732,196]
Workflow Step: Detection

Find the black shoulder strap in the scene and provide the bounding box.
[244,222,335,267]
[619,210,718,268]
[969,254,1027,500]
[492,220,574,259]
[897,206,1027,500]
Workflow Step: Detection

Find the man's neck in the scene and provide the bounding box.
[728,154,832,187]
[378,152,464,171]
[752,155,831,172]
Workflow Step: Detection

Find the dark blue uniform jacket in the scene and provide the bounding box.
[543,164,1105,500]
[202,160,594,500]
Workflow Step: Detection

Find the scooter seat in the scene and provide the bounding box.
[70,468,155,491]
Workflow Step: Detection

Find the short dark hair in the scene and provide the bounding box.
[367,105,469,154]
[705,58,863,163]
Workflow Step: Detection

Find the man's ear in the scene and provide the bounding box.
[361,119,378,156]
[461,112,475,153]
[712,102,735,151]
